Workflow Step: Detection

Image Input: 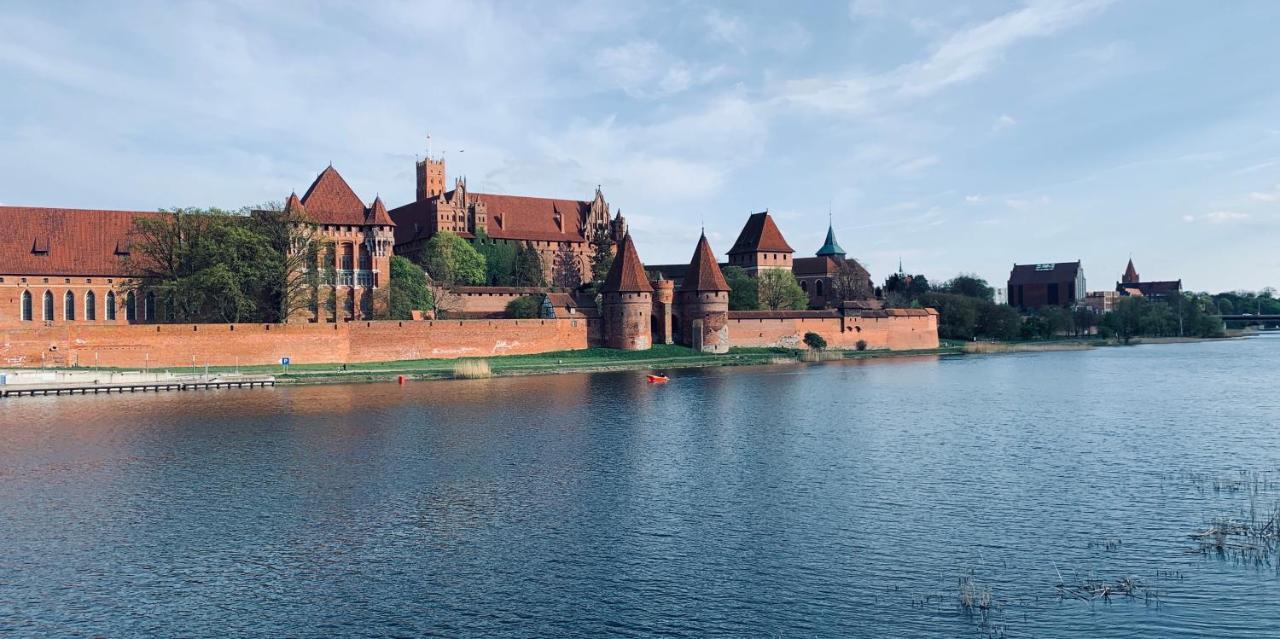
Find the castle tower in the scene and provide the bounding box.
[416,157,446,201]
[726,210,794,275]
[1122,258,1140,284]
[678,233,731,353]
[600,233,653,351]
[651,274,674,345]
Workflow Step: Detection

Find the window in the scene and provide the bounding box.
[341,244,354,270]
[43,290,53,321]
[816,280,824,297]
[85,290,96,321]
[125,291,136,321]
[144,292,156,322]
[20,290,31,321]
[64,291,75,320]
[800,281,808,292]
[106,291,116,320]
[359,251,371,270]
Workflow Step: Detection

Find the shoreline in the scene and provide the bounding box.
[1,335,1244,393]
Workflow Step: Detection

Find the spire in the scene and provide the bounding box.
[898,257,904,274]
[600,233,653,293]
[681,232,730,293]
[816,220,846,258]
[367,195,393,226]
[1122,258,1140,284]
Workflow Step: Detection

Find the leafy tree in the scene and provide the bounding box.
[803,332,827,350]
[756,269,808,310]
[722,265,759,311]
[978,303,1022,340]
[920,292,979,340]
[250,203,332,323]
[474,230,516,286]
[884,272,930,300]
[1102,297,1144,343]
[551,243,583,290]
[505,294,543,319]
[1037,306,1075,337]
[937,273,994,301]
[588,225,616,285]
[512,241,546,287]
[421,231,486,286]
[388,256,432,320]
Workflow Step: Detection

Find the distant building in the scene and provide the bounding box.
[1081,290,1118,314]
[1007,261,1085,310]
[994,287,1008,305]
[1115,258,1181,298]
[726,211,794,275]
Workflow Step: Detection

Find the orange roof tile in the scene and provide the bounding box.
[728,211,794,255]
[681,234,730,292]
[298,166,392,226]
[601,233,653,293]
[0,206,164,276]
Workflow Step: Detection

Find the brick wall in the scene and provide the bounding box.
[727,312,939,351]
[0,319,590,368]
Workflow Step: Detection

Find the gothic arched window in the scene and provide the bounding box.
[85,290,96,321]
[21,290,32,321]
[106,291,116,320]
[125,291,136,321]
[144,292,156,322]
[816,280,824,297]
[64,291,75,320]
[43,290,54,321]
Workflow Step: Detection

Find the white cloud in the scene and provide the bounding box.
[1185,211,1250,224]
[965,194,984,203]
[893,155,939,174]
[1249,186,1280,202]
[593,41,702,99]
[993,114,1017,130]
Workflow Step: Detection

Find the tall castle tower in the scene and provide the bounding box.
[600,233,653,351]
[678,233,731,353]
[416,157,446,202]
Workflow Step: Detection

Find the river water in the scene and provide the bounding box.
[1,336,1279,637]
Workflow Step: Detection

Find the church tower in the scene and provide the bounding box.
[1122,258,1140,284]
[678,233,731,353]
[416,157,446,202]
[600,234,653,351]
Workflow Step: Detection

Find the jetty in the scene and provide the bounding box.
[0,370,275,398]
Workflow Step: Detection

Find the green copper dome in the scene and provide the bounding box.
[816,223,846,258]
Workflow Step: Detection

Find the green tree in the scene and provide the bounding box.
[421,230,486,286]
[920,292,979,340]
[388,256,432,320]
[588,225,616,285]
[505,294,543,318]
[722,265,759,311]
[512,241,546,287]
[938,273,994,300]
[756,269,808,310]
[474,230,516,286]
[803,332,827,350]
[978,303,1022,340]
[551,243,583,290]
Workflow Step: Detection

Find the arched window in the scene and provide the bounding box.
[816,280,824,297]
[125,291,136,321]
[43,290,54,321]
[106,291,116,320]
[800,281,808,292]
[341,244,354,270]
[21,290,32,321]
[144,292,156,322]
[64,291,75,320]
[85,290,96,321]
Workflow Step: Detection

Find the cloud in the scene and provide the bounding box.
[965,194,984,203]
[1249,186,1280,202]
[592,41,706,99]
[1185,211,1250,224]
[993,114,1017,131]
[893,155,939,174]
[780,0,1111,115]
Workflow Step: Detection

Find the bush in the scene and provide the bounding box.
[855,339,867,351]
[803,332,827,350]
[505,294,543,319]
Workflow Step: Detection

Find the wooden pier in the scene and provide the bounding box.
[0,376,276,398]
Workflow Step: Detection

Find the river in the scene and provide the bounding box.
[2,335,1278,637]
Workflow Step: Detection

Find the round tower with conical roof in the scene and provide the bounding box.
[678,233,731,353]
[599,233,653,350]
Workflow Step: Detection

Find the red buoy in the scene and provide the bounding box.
[398,375,406,385]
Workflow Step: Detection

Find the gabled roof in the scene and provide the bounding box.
[793,255,870,280]
[0,206,165,276]
[1008,261,1082,286]
[472,192,591,242]
[298,166,392,226]
[601,233,653,293]
[368,196,393,226]
[680,233,730,292]
[816,223,846,257]
[728,211,793,255]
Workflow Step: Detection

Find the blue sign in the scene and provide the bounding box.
[280,357,291,366]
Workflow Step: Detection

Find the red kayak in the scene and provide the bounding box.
[646,374,669,383]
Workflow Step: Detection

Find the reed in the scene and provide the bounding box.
[451,359,492,379]
[963,341,1093,354]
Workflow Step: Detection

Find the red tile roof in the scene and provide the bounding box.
[472,192,591,242]
[0,206,164,276]
[297,166,393,226]
[728,211,794,255]
[681,234,730,292]
[369,195,393,226]
[600,234,653,293]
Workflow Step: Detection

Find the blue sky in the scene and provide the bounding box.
[2,0,1277,292]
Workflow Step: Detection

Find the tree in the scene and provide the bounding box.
[421,231,486,286]
[474,230,517,286]
[512,241,546,287]
[388,256,432,320]
[588,225,616,285]
[551,243,583,290]
[1102,297,1144,343]
[884,272,930,300]
[803,332,827,350]
[829,260,873,305]
[722,265,759,311]
[919,292,979,340]
[251,203,332,323]
[938,274,994,301]
[978,303,1022,340]
[756,269,808,310]
[505,294,543,318]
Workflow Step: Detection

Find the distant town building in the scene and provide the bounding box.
[1081,290,1119,314]
[1115,258,1182,298]
[994,287,1008,305]
[1007,261,1086,310]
